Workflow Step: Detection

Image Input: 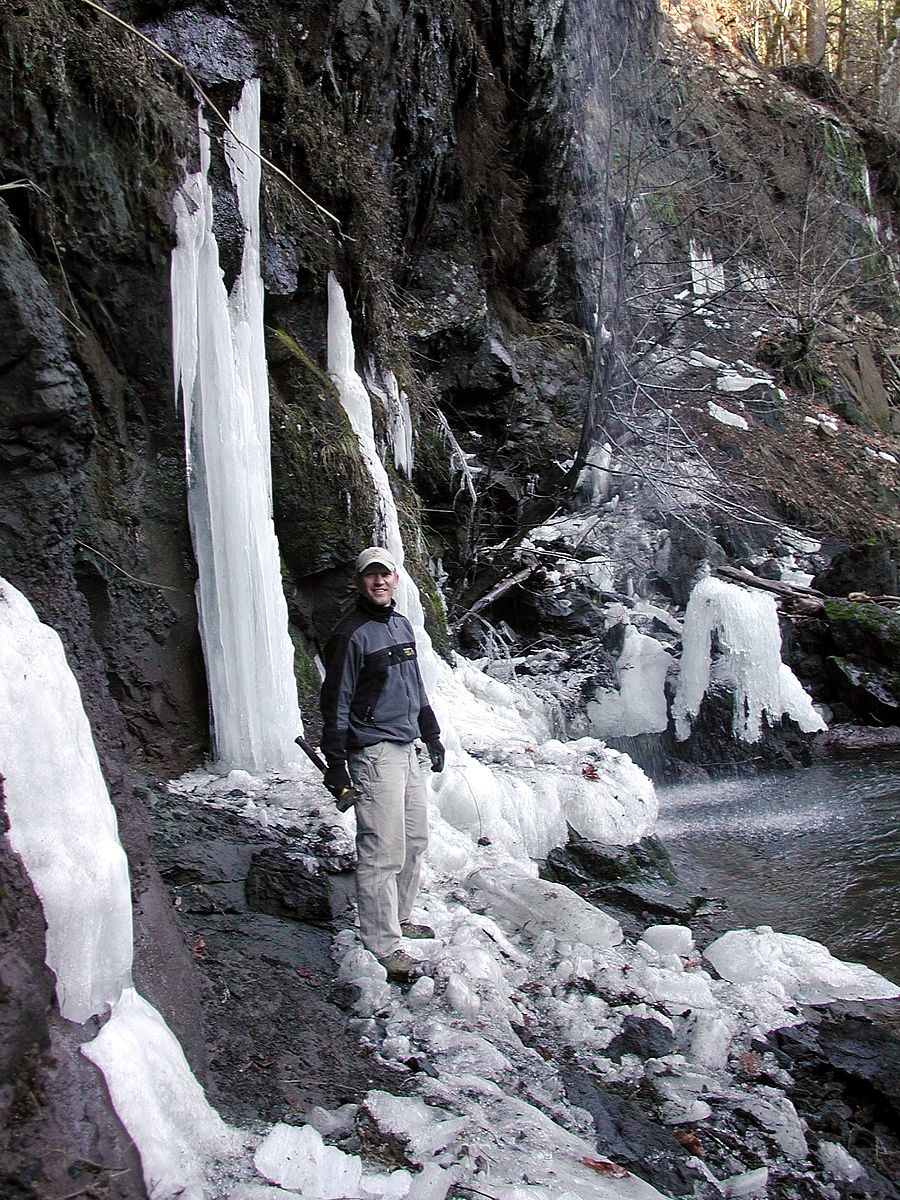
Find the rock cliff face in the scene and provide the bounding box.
[2,0,900,1193]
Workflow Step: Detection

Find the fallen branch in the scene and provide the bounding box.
[715,563,824,599]
[456,565,537,625]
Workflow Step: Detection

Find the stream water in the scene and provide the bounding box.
[657,758,900,985]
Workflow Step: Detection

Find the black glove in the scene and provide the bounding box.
[426,738,445,773]
[324,762,353,800]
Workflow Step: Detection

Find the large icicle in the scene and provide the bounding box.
[0,578,132,1022]
[172,79,302,771]
[0,577,240,1195]
[672,575,827,743]
[327,273,438,695]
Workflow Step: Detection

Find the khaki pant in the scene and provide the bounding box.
[348,741,429,959]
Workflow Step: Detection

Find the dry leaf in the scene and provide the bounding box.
[737,1050,763,1076]
[674,1128,704,1156]
[581,1157,630,1178]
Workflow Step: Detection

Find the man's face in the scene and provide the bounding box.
[358,564,399,607]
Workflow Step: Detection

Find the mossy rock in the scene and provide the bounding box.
[543,832,677,889]
[268,330,376,577]
[823,597,900,666]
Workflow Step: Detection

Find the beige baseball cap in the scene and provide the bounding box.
[355,546,397,574]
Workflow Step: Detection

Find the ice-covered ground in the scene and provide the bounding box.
[169,762,899,1200]
[6,568,898,1200]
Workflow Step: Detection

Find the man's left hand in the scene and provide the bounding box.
[426,738,445,773]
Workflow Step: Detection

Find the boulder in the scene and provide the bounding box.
[813,544,899,598]
[818,598,900,724]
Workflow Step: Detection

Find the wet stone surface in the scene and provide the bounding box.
[145,784,406,1125]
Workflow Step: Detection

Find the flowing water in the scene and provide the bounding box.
[657,758,900,985]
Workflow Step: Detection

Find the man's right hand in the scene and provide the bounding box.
[324,762,353,800]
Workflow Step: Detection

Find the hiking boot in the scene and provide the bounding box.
[377,949,420,982]
[400,921,436,940]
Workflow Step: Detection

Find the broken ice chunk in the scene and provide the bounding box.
[466,865,622,949]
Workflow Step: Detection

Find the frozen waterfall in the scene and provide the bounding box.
[172,78,302,772]
[672,575,827,743]
[327,273,437,694]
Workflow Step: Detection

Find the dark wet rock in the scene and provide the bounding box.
[544,833,677,888]
[583,880,709,932]
[814,597,900,724]
[145,785,401,1124]
[825,655,900,724]
[657,521,727,608]
[814,724,900,757]
[182,910,406,1123]
[116,778,210,1082]
[145,11,258,85]
[605,1015,676,1061]
[764,1006,900,1198]
[814,544,899,598]
[560,1065,706,1196]
[654,686,815,782]
[542,833,707,935]
[246,846,355,923]
[494,582,607,640]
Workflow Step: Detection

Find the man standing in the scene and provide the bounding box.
[320,547,445,981]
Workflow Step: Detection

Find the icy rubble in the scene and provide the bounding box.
[6,565,898,1199]
[705,926,900,1005]
[315,828,898,1200]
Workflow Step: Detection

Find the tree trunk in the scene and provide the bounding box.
[881,2,900,120]
[806,0,828,65]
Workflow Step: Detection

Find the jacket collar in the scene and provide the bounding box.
[356,594,396,621]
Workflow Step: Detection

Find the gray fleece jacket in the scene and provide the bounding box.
[320,596,440,765]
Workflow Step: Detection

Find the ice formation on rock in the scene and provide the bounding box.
[587,625,673,738]
[704,925,900,1005]
[0,577,239,1197]
[690,238,725,295]
[81,989,241,1197]
[467,865,623,948]
[0,577,132,1023]
[672,575,827,742]
[172,79,302,771]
